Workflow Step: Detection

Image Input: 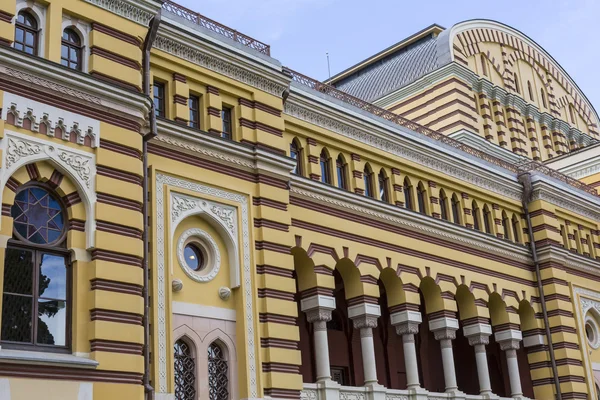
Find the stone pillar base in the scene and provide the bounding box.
[365,383,386,400]
[317,379,341,400]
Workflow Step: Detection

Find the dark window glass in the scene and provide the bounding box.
[336,156,347,190]
[378,171,388,202]
[320,151,331,184]
[569,105,576,124]
[541,89,547,108]
[451,196,461,224]
[473,203,480,231]
[440,192,448,221]
[483,207,492,234]
[290,141,302,175]
[330,366,349,386]
[153,82,165,118]
[417,185,426,215]
[61,28,82,71]
[502,215,510,239]
[188,95,200,129]
[512,217,520,243]
[221,108,232,140]
[208,343,229,400]
[174,339,196,400]
[514,73,520,94]
[363,169,373,198]
[183,244,204,271]
[404,180,413,210]
[528,81,534,101]
[15,11,38,55]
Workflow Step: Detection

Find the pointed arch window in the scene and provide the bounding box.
[483,205,492,234]
[174,339,196,400]
[2,184,70,351]
[527,81,534,102]
[569,105,576,124]
[541,88,547,108]
[451,194,461,224]
[502,212,510,240]
[61,28,83,71]
[514,73,520,94]
[208,342,229,400]
[512,215,521,243]
[403,178,413,211]
[336,155,348,190]
[378,169,389,203]
[319,149,332,184]
[439,190,449,221]
[472,201,480,231]
[363,166,374,198]
[15,11,38,55]
[480,54,487,76]
[290,140,303,176]
[417,182,427,215]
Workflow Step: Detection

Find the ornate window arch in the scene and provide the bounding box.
[511,214,521,243]
[451,193,461,225]
[472,200,481,231]
[336,154,348,190]
[482,204,492,234]
[363,164,374,198]
[61,17,91,73]
[378,168,389,203]
[14,1,46,56]
[61,28,83,71]
[14,11,38,56]
[416,181,427,215]
[174,337,196,400]
[208,341,230,400]
[1,182,71,351]
[439,189,449,221]
[319,148,332,185]
[290,139,303,176]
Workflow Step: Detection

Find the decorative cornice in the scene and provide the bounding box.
[154,26,289,97]
[449,129,525,164]
[289,177,532,265]
[530,177,600,221]
[82,0,161,26]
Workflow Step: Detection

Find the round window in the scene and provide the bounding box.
[11,186,66,245]
[587,322,595,342]
[184,243,205,271]
[585,314,600,349]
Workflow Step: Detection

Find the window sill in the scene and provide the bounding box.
[0,349,98,368]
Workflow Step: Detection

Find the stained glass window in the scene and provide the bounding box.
[11,187,65,245]
[174,339,196,400]
[208,343,229,400]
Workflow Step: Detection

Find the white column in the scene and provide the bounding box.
[429,317,460,393]
[463,323,493,397]
[390,309,422,390]
[301,294,336,382]
[495,329,524,398]
[348,302,381,386]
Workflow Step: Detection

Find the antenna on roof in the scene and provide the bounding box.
[326,52,331,80]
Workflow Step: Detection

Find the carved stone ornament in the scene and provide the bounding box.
[498,339,521,351]
[218,286,231,300]
[467,334,490,346]
[352,315,378,330]
[395,321,420,336]
[58,152,91,188]
[5,138,41,168]
[433,328,457,341]
[172,278,183,292]
[305,308,333,324]
[176,228,221,283]
[82,0,156,26]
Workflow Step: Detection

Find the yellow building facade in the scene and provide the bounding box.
[0,1,599,399]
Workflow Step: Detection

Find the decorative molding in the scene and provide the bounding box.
[81,0,158,26]
[171,301,236,322]
[573,286,600,397]
[3,91,100,147]
[0,131,97,248]
[530,180,600,222]
[176,228,221,283]
[154,34,288,97]
[155,173,254,396]
[284,100,522,201]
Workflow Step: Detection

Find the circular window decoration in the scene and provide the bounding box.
[585,314,600,349]
[11,186,66,245]
[177,228,221,283]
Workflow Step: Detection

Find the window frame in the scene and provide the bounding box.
[290,140,303,176]
[378,170,389,203]
[451,195,461,225]
[188,95,200,129]
[207,341,229,400]
[439,190,448,221]
[221,107,233,140]
[320,150,332,185]
[153,81,166,118]
[417,183,427,215]
[336,155,347,190]
[60,27,83,71]
[483,206,492,234]
[14,10,39,56]
[363,167,373,198]
[403,179,413,211]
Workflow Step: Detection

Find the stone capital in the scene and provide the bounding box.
[429,316,459,341]
[498,339,521,351]
[494,329,522,351]
[395,321,420,336]
[352,315,379,330]
[306,308,333,324]
[463,323,492,347]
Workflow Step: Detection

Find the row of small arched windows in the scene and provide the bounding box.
[15,10,83,71]
[291,139,523,243]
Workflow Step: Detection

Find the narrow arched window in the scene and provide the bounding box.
[451,194,461,224]
[208,342,229,400]
[472,201,480,231]
[480,54,487,77]
[527,81,534,101]
[403,178,413,211]
[336,155,347,190]
[439,189,448,221]
[502,212,510,240]
[15,11,38,55]
[483,205,492,234]
[61,28,82,71]
[319,149,332,184]
[514,73,520,94]
[512,215,521,243]
[363,165,373,198]
[417,182,427,215]
[290,140,303,176]
[569,105,576,124]
[378,169,389,203]
[174,339,196,400]
[2,185,69,350]
[541,88,547,108]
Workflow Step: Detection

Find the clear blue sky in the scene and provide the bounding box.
[178,0,600,112]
